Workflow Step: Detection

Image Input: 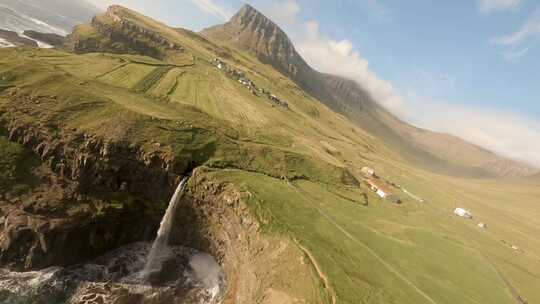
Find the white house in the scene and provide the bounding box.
[361,167,375,177]
[367,179,392,198]
[454,208,472,219]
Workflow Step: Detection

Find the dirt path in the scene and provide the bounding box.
[293,239,337,304]
[290,183,439,304]
[484,256,528,304]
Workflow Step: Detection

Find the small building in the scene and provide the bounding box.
[366,179,393,198]
[478,222,487,229]
[454,208,472,219]
[361,167,375,177]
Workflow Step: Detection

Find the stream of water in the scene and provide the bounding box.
[143,176,188,281]
[0,177,227,304]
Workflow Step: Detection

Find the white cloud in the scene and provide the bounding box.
[492,9,540,46]
[402,94,540,166]
[491,9,540,61]
[295,20,405,114]
[186,0,232,21]
[479,0,521,14]
[500,46,530,61]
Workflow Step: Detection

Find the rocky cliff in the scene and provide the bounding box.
[0,88,326,303]
[22,30,66,47]
[0,107,184,270]
[67,5,183,59]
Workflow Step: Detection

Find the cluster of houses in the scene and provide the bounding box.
[211,58,289,109]
[360,167,496,236]
[453,207,489,230]
[361,167,402,204]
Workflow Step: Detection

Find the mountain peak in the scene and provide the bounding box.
[202,4,308,80]
[232,3,266,23]
[228,3,288,43]
[237,3,258,15]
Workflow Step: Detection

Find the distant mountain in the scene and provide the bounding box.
[201,5,342,110]
[66,5,217,63]
[202,4,538,178]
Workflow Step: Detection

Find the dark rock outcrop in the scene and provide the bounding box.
[0,188,156,271]
[67,5,183,59]
[22,30,66,47]
[0,29,38,47]
[0,100,196,270]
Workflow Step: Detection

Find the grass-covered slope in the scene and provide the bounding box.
[203,166,540,304]
[0,48,356,187]
[1,4,539,303]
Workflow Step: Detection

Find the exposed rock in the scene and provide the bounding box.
[0,103,197,270]
[2,113,185,204]
[66,6,183,59]
[23,30,67,47]
[0,29,38,47]
[174,168,329,303]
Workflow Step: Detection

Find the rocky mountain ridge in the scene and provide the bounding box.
[68,5,183,58]
[202,4,539,178]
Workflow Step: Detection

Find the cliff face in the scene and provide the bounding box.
[67,6,183,59]
[0,101,185,270]
[0,85,202,270]
[0,87,325,303]
[22,30,66,47]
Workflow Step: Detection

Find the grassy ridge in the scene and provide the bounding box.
[207,169,520,304]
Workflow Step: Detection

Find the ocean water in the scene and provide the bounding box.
[0,0,99,34]
[0,242,227,304]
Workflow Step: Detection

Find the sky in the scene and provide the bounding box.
[83,1,540,166]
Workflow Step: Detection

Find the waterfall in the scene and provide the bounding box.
[143,176,188,281]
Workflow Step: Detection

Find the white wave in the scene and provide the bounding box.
[0,37,16,48]
[19,32,53,48]
[0,267,61,294]
[0,6,67,36]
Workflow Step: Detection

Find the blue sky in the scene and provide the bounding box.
[85,0,540,165]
